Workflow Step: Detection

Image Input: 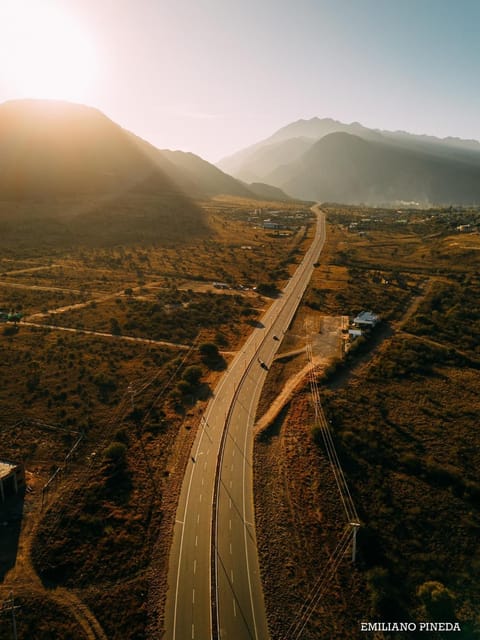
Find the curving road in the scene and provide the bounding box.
[164,206,326,640]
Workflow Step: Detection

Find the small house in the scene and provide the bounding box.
[0,460,25,502]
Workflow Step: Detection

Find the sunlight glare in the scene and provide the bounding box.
[0,0,97,103]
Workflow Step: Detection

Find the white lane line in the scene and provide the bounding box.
[199,493,202,503]
[233,598,237,618]
[175,519,184,525]
[229,519,232,531]
[231,463,234,472]
[230,542,232,555]
[192,623,195,639]
[229,498,232,510]
[195,535,198,547]
[197,513,200,524]
[201,477,204,486]
[204,462,207,471]
[242,374,262,640]
[192,589,195,604]
[232,449,235,457]
[230,569,234,584]
[193,559,197,575]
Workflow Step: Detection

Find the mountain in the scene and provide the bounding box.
[0,100,283,249]
[268,131,480,205]
[158,149,255,198]
[0,100,179,197]
[220,116,480,205]
[0,99,211,247]
[217,117,382,181]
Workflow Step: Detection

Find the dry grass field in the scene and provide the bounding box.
[0,197,312,639]
[254,205,480,639]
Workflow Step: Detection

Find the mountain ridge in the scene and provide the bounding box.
[219,116,480,205]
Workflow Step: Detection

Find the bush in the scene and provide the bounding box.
[104,442,127,466]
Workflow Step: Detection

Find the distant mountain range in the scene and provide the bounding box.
[218,117,480,205]
[0,100,289,249]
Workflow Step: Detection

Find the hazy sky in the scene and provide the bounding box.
[1,0,479,162]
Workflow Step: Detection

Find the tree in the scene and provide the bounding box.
[417,581,456,620]
[199,342,219,361]
[182,365,202,386]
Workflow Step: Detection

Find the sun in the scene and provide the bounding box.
[0,1,97,103]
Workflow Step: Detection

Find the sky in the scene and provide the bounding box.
[0,0,479,162]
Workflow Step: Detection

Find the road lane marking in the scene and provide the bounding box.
[233,599,237,617]
[229,498,232,510]
[230,569,234,584]
[193,559,197,575]
[199,494,202,503]
[197,514,200,524]
[195,535,198,547]
[192,624,194,639]
[192,589,195,604]
[230,542,232,555]
[229,519,232,531]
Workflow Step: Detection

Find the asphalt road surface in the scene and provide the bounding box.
[165,206,326,640]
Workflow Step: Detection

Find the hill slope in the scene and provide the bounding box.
[269,132,480,205]
[0,100,208,248]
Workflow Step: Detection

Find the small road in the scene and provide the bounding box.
[19,320,191,351]
[164,206,326,640]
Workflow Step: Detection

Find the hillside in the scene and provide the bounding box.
[159,149,255,198]
[0,100,208,247]
[219,116,480,205]
[268,132,480,204]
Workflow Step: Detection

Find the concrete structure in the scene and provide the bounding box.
[0,460,25,502]
[349,328,363,338]
[353,311,379,327]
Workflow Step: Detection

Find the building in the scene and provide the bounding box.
[0,460,25,502]
[353,311,379,328]
[262,220,281,230]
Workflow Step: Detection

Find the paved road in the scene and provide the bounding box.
[164,206,326,640]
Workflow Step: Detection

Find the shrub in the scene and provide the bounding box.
[104,442,127,466]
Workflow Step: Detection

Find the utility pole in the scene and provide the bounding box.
[3,591,19,640]
[350,522,361,563]
[128,383,135,413]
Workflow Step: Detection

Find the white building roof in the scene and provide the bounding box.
[0,461,16,480]
[354,311,379,325]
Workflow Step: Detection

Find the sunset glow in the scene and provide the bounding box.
[0,1,97,103]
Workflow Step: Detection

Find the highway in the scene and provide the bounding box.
[164,206,326,640]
